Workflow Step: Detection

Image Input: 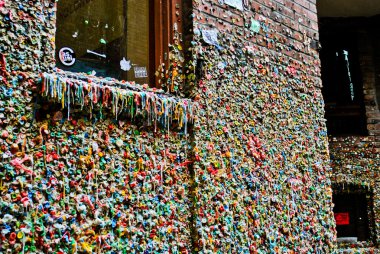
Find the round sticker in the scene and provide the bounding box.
[59,47,76,66]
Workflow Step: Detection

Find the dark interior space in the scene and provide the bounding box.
[319,17,368,136]
[333,186,372,242]
[369,16,380,111]
[55,0,151,83]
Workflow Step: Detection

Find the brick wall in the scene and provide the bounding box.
[190,0,336,252]
[0,0,339,253]
[320,16,380,251]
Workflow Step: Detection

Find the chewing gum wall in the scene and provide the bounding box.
[0,0,355,253]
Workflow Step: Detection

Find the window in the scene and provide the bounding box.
[319,19,367,136]
[333,185,374,245]
[371,16,380,110]
[55,0,183,86]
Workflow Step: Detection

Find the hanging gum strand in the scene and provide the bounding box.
[41,72,194,131]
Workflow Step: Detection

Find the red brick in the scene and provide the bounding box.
[309,2,317,14]
[296,0,310,10]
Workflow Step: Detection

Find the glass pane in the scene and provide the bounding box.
[56,0,150,84]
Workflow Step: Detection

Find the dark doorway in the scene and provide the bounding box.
[333,187,372,242]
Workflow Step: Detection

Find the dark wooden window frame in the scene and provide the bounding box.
[151,0,183,87]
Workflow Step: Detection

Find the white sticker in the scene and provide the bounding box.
[120,57,131,71]
[58,47,76,67]
[202,29,219,47]
[87,49,106,59]
[134,67,148,78]
[224,0,244,10]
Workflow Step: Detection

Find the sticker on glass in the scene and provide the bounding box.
[120,57,131,71]
[59,47,76,67]
[134,67,148,78]
[87,49,106,59]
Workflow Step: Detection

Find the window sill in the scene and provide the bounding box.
[49,68,168,93]
[39,69,194,132]
[329,136,371,142]
[337,241,375,250]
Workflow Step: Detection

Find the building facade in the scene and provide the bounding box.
[318,0,380,252]
[0,0,378,253]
